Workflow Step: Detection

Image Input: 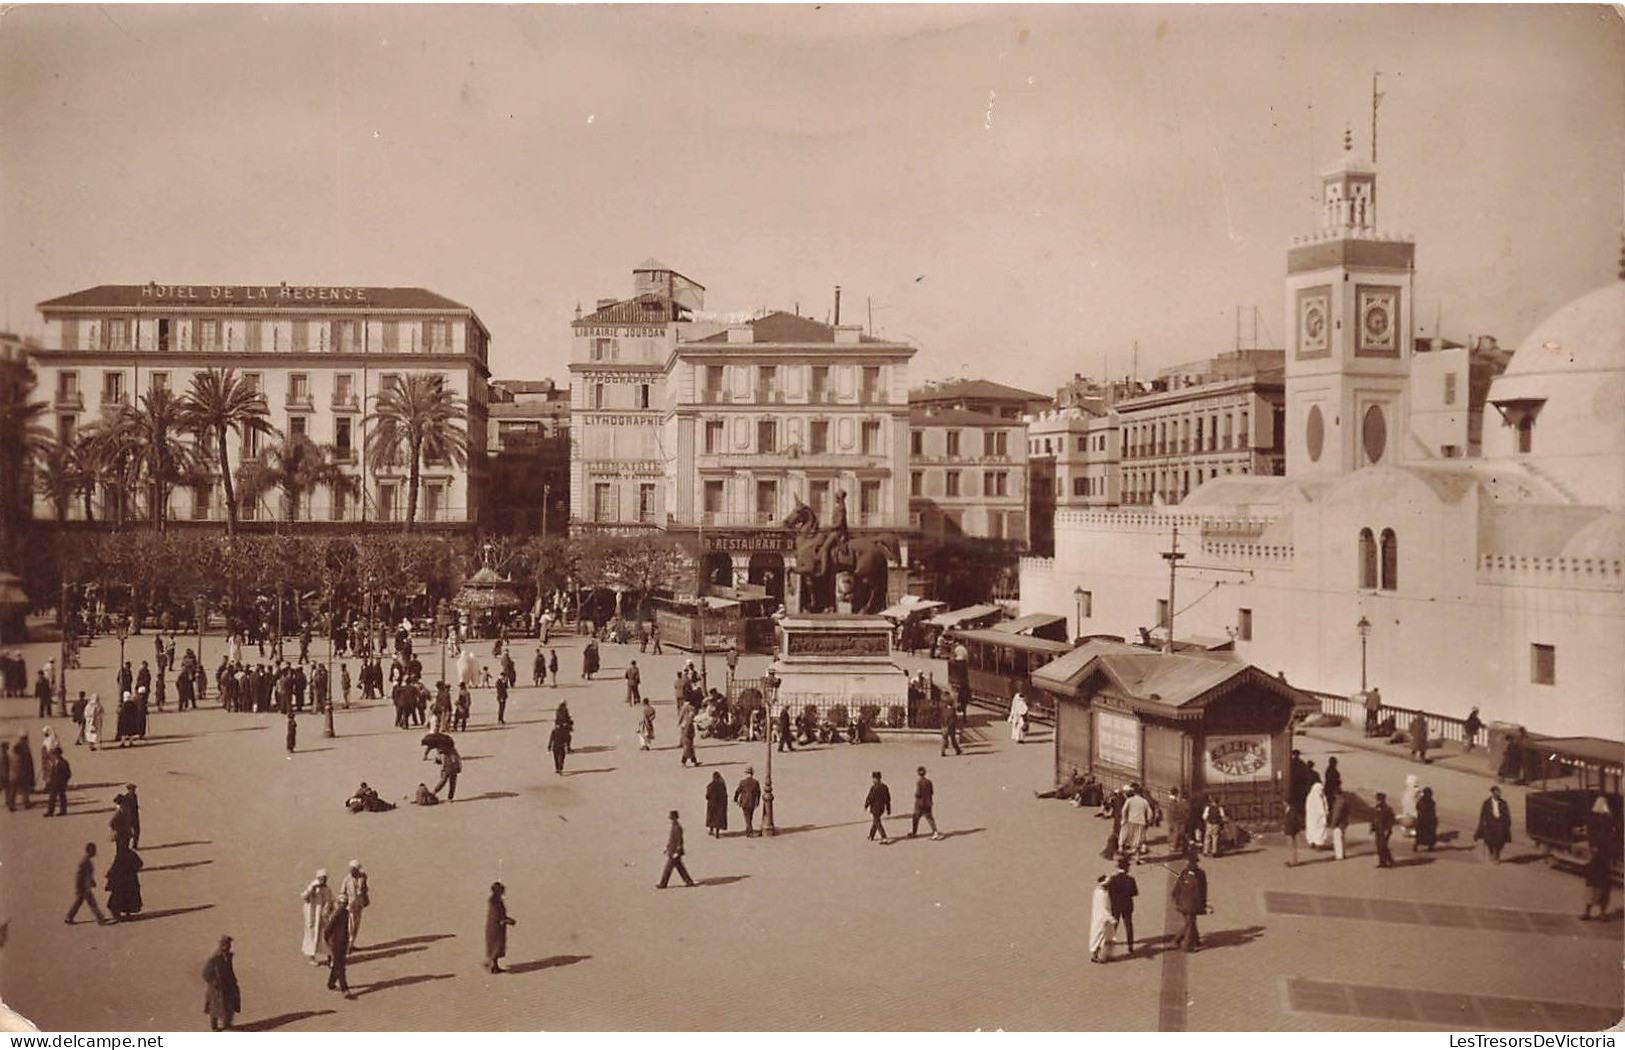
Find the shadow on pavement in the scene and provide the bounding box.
[349,943,428,966]
[122,904,215,923]
[1389,856,1437,869]
[141,840,213,851]
[693,875,749,887]
[353,972,455,998]
[934,827,987,841]
[359,933,456,952]
[145,859,214,873]
[69,781,127,791]
[63,806,116,817]
[1199,924,1266,951]
[454,791,518,803]
[293,747,337,754]
[504,954,591,974]
[770,820,871,836]
[573,745,615,755]
[236,1010,336,1031]
[566,768,616,776]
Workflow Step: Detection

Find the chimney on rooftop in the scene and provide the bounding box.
[834,285,842,326]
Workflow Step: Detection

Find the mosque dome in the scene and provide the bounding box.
[1481,283,1625,507]
[1561,511,1625,561]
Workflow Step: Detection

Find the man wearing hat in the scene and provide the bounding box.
[1371,791,1396,868]
[323,896,355,997]
[203,934,241,1031]
[657,810,695,888]
[1104,856,1139,958]
[734,766,762,837]
[864,771,892,844]
[911,766,942,840]
[485,881,517,973]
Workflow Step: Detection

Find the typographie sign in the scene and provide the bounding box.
[1204,734,1272,782]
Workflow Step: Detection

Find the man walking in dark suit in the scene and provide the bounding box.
[910,766,942,840]
[65,842,109,925]
[1104,856,1139,957]
[324,897,356,997]
[657,810,695,888]
[1172,853,1208,952]
[864,771,892,844]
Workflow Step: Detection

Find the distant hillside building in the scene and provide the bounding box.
[487,378,570,535]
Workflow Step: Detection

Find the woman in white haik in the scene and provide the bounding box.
[1008,691,1030,744]
[301,870,335,965]
[1304,779,1329,849]
[83,693,104,750]
[1088,874,1115,963]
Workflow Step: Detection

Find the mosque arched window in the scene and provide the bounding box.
[1358,528,1378,590]
[1380,529,1398,591]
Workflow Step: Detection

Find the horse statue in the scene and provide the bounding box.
[782,497,900,614]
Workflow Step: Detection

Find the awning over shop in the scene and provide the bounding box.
[927,604,1004,630]
[878,598,946,623]
[992,613,1068,636]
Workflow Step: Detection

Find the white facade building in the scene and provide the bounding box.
[1021,152,1625,739]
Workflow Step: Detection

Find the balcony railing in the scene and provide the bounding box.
[100,392,127,407]
[331,393,359,410]
[286,392,315,410]
[808,389,836,404]
[860,388,886,405]
[700,388,730,404]
[55,391,84,410]
[333,448,357,464]
[755,387,785,404]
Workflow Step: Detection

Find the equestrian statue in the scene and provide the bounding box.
[782,491,899,614]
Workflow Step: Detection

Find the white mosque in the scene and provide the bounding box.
[1019,148,1625,740]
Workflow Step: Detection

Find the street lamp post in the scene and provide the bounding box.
[115,620,130,678]
[762,670,779,835]
[56,579,69,716]
[1356,615,1371,693]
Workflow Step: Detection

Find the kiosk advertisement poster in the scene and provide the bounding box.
[1204,734,1272,782]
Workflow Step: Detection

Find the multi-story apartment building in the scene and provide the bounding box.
[908,405,1029,544]
[665,311,916,607]
[1408,336,1511,461]
[909,378,1052,420]
[568,261,708,533]
[1116,356,1286,506]
[32,282,490,527]
[487,378,570,535]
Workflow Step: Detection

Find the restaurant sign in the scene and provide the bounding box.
[1204,734,1271,782]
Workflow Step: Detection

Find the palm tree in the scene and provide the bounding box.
[236,433,359,524]
[32,434,79,527]
[364,373,469,532]
[178,367,273,537]
[100,387,206,533]
[0,359,50,551]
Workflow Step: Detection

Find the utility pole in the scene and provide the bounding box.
[542,482,550,543]
[56,578,69,716]
[1371,70,1384,164]
[1160,524,1185,654]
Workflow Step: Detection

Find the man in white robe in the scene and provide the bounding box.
[301,870,334,965]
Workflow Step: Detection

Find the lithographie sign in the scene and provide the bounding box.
[785,631,889,657]
[1204,734,1271,782]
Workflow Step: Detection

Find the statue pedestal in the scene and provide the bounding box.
[769,614,909,719]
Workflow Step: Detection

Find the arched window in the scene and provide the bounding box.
[1358,528,1378,589]
[1380,528,1398,591]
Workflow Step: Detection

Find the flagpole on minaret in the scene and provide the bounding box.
[1371,70,1384,164]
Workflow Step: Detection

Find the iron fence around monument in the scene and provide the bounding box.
[726,675,946,731]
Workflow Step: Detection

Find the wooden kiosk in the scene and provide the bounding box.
[1030,641,1305,825]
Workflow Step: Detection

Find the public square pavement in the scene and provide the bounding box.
[0,626,1618,1032]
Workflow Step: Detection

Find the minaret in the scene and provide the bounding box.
[1282,128,1415,478]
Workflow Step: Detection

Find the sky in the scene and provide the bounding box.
[1,4,1620,395]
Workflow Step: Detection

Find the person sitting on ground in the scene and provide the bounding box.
[410,782,440,806]
[1036,768,1098,804]
[345,782,396,813]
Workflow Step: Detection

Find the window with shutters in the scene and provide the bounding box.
[105,319,132,351]
[244,321,263,353]
[289,416,308,440]
[594,483,612,522]
[382,321,400,352]
[704,420,724,454]
[330,486,348,522]
[290,320,310,351]
[423,483,445,523]
[638,384,650,410]
[1073,477,1086,497]
[755,480,778,521]
[191,484,211,521]
[859,480,881,523]
[1531,643,1555,685]
[101,371,124,405]
[157,318,173,352]
[810,420,829,454]
[945,471,960,497]
[377,483,397,523]
[861,420,881,455]
[757,419,777,453]
[910,430,923,456]
[704,480,724,516]
[150,372,169,394]
[946,430,961,456]
[593,384,605,410]
[639,484,656,523]
[335,418,354,461]
[910,471,922,497]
